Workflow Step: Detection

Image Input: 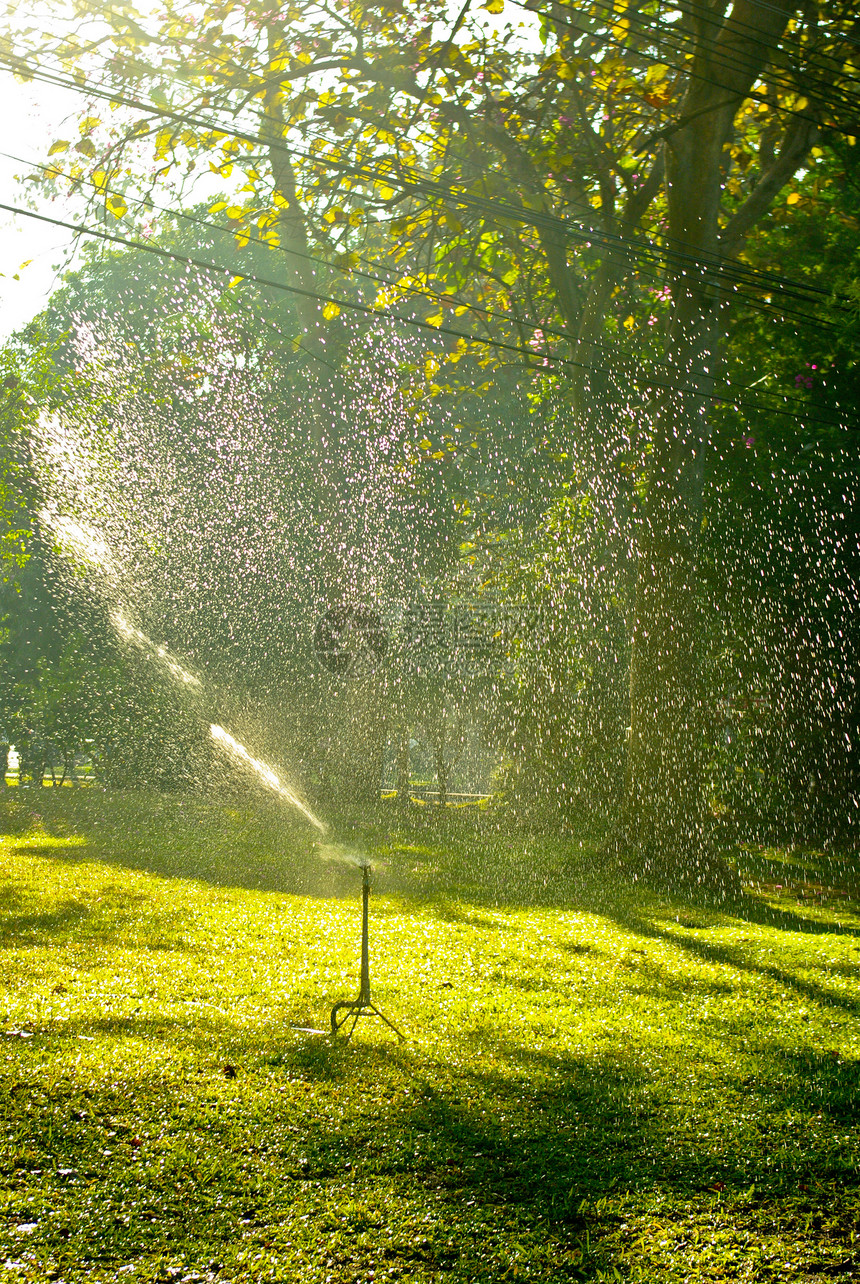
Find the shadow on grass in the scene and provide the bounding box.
[5,793,859,944]
[2,792,365,903]
[4,1002,859,1278]
[0,901,89,947]
[600,905,860,1013]
[0,883,91,948]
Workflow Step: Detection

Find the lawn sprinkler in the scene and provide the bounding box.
[330,862,405,1043]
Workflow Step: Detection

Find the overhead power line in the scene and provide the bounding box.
[0,43,844,317]
[10,143,835,402]
[673,0,860,57]
[0,196,849,432]
[515,0,860,131]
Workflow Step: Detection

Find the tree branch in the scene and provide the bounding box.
[720,112,818,256]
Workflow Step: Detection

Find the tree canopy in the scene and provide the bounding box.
[1,0,857,874]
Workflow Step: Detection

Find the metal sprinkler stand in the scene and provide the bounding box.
[330,864,405,1042]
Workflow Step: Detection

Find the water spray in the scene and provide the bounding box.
[42,509,406,1043]
[209,724,327,833]
[330,861,405,1043]
[113,611,204,692]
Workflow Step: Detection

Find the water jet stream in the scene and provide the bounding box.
[109,613,326,833]
[209,724,327,834]
[111,611,203,691]
[41,489,329,838]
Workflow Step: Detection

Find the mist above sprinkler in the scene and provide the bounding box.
[330,861,405,1043]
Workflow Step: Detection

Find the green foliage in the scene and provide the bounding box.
[459,488,630,823]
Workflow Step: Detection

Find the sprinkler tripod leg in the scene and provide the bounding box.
[366,1002,406,1042]
[330,1001,357,1036]
[329,998,405,1042]
[329,863,406,1042]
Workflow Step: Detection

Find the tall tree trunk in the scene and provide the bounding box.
[434,742,449,811]
[620,219,722,883]
[616,0,797,890]
[395,727,410,803]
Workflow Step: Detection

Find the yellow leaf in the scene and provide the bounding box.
[378,184,395,199]
[225,205,243,219]
[623,315,635,329]
[322,301,341,320]
[481,0,504,11]
[228,276,244,288]
[645,63,670,86]
[786,192,800,205]
[106,194,127,217]
[425,312,443,327]
[418,439,432,449]
[209,201,228,213]
[74,138,95,158]
[79,116,100,133]
[273,192,291,208]
[92,169,108,192]
[48,139,70,156]
[154,127,173,159]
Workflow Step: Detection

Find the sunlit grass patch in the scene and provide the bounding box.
[1,793,859,1282]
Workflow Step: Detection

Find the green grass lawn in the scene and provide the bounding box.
[1,791,859,1283]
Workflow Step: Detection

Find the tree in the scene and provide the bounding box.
[697,140,860,847]
[11,210,474,809]
[5,0,858,879]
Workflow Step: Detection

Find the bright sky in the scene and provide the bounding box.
[0,68,86,338]
[0,2,537,341]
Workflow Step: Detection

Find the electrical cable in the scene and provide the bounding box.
[519,0,860,114]
[290,125,840,323]
[0,195,850,431]
[160,6,858,301]
[11,142,835,402]
[0,40,845,311]
[1,146,638,358]
[643,0,860,106]
[8,108,838,345]
[0,52,844,346]
[671,0,860,59]
[512,0,860,134]
[134,22,860,298]
[0,14,850,343]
